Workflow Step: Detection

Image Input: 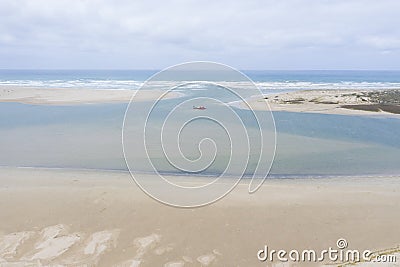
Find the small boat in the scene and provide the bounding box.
[193,105,206,110]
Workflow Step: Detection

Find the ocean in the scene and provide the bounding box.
[2,69,400,91]
[1,69,400,178]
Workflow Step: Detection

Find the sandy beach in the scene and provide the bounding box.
[2,0,400,266]
[0,167,399,266]
[242,89,400,116]
[0,86,181,105]
[0,85,399,266]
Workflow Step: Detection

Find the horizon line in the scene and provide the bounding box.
[1,68,400,72]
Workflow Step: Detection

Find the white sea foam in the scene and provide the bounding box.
[1,79,400,91]
[255,81,400,91]
[0,79,144,89]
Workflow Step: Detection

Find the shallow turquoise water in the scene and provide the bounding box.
[1,99,399,177]
[1,69,400,177]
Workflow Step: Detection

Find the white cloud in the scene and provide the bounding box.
[0,0,399,69]
[359,36,400,50]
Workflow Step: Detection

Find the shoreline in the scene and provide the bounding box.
[0,85,182,105]
[240,89,400,117]
[2,165,400,180]
[2,85,400,118]
[0,167,399,266]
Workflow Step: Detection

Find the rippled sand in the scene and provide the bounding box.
[0,167,399,266]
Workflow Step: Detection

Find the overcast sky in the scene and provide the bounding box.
[1,0,399,70]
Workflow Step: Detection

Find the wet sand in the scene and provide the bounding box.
[341,104,400,114]
[0,167,399,266]
[0,86,181,105]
